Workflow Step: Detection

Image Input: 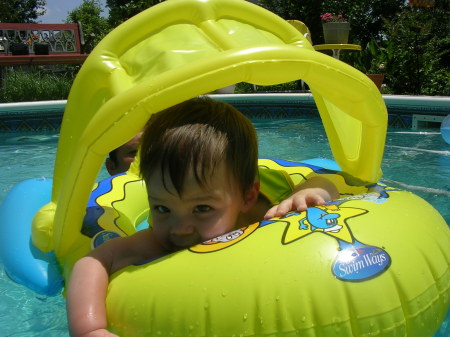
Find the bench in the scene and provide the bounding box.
[0,23,88,66]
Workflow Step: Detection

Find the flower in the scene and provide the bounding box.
[27,33,46,45]
[320,13,348,23]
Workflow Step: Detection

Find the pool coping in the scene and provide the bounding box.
[0,94,449,132]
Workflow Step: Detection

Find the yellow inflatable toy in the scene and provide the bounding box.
[29,0,448,336]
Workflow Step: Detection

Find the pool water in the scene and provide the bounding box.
[0,117,449,336]
[254,118,450,221]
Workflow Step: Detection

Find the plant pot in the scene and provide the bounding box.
[34,43,49,55]
[0,38,6,53]
[322,22,350,44]
[366,74,384,91]
[10,42,29,55]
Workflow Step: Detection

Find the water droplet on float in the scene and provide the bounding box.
[243,313,248,321]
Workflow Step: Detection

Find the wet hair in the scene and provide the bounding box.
[140,96,258,195]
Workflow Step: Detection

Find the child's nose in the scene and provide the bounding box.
[170,217,195,236]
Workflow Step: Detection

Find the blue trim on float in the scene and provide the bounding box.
[263,158,341,172]
[88,173,126,208]
[300,158,341,171]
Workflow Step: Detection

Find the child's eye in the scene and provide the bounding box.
[153,205,170,214]
[193,205,212,213]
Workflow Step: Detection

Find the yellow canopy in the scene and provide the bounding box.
[31,0,387,259]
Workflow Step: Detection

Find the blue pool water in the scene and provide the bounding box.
[254,118,450,222]
[0,117,449,336]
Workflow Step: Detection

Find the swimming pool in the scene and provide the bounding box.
[0,117,449,336]
[254,117,450,222]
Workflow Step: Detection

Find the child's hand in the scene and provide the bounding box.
[264,176,339,219]
[264,188,327,219]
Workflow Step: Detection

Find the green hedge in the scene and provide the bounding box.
[0,67,76,103]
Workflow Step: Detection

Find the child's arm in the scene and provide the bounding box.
[67,228,167,337]
[264,176,339,219]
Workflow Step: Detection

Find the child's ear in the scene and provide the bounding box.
[242,181,260,212]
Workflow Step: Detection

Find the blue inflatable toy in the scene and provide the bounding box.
[441,114,450,144]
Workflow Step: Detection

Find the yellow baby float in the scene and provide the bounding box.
[28,0,448,336]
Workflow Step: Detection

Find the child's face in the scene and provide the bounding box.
[147,162,253,251]
[106,133,142,175]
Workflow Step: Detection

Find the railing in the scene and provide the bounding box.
[0,23,88,66]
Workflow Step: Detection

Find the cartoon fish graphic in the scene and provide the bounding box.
[299,207,342,232]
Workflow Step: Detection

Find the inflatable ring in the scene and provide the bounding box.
[82,158,449,336]
[10,0,445,336]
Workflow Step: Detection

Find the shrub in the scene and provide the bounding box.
[381,7,450,95]
[0,67,76,103]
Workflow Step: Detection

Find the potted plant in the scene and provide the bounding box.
[29,33,50,55]
[351,39,387,91]
[34,42,49,55]
[320,13,350,44]
[366,64,385,91]
[366,74,385,91]
[10,42,29,55]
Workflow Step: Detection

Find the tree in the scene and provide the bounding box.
[66,0,110,53]
[381,1,450,95]
[257,0,324,45]
[106,0,165,28]
[0,0,46,23]
[256,0,449,95]
[256,0,405,46]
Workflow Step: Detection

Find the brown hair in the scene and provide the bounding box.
[140,96,258,195]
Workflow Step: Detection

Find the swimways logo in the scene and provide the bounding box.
[332,242,391,281]
[280,203,391,282]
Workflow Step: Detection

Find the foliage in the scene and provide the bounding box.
[380,4,450,95]
[258,0,449,95]
[2,0,448,98]
[235,81,304,94]
[257,0,405,46]
[66,0,110,53]
[257,0,324,45]
[320,0,405,46]
[0,0,46,23]
[343,2,450,95]
[348,39,387,74]
[0,68,75,102]
[106,0,165,28]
